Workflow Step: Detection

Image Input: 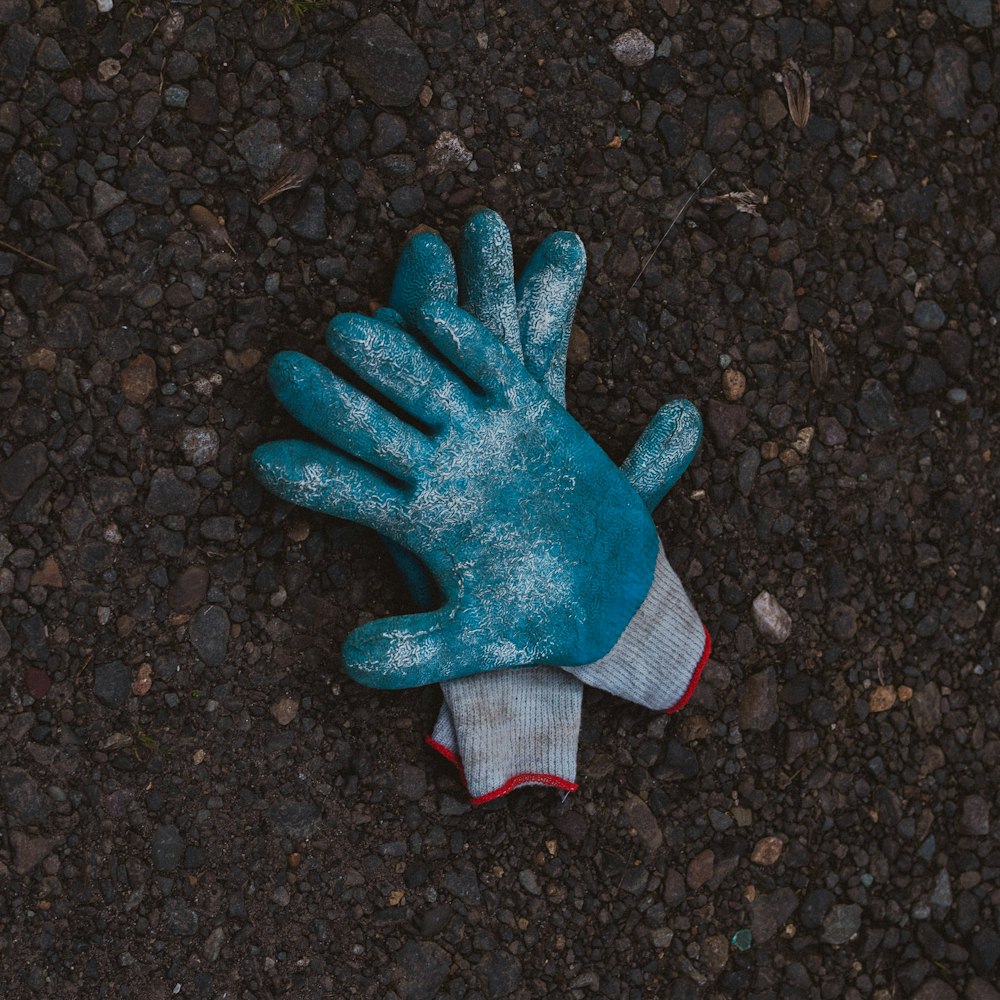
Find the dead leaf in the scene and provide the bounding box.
[699,188,767,217]
[809,331,828,387]
[782,59,812,129]
[257,149,319,205]
[188,205,237,255]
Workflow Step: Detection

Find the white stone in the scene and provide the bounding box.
[96,0,114,12]
[427,131,473,172]
[752,591,792,643]
[610,29,656,68]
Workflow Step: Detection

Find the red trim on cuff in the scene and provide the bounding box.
[665,625,712,714]
[425,737,578,806]
[470,772,578,806]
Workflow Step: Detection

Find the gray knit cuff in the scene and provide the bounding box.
[568,543,709,711]
[428,668,582,804]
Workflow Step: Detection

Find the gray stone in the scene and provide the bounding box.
[152,824,184,872]
[5,149,41,206]
[822,903,862,945]
[169,566,209,613]
[0,23,37,85]
[52,232,90,283]
[339,15,428,108]
[913,980,957,1000]
[442,862,481,905]
[976,255,1000,299]
[396,763,426,801]
[752,591,792,643]
[268,799,321,837]
[0,442,47,501]
[371,112,407,155]
[163,898,199,937]
[1,767,51,825]
[94,660,130,708]
[946,0,992,27]
[736,447,760,496]
[35,37,69,71]
[930,869,953,909]
[914,300,946,331]
[705,399,749,451]
[479,950,522,998]
[189,605,229,667]
[289,185,327,242]
[609,28,656,67]
[971,929,1000,976]
[909,682,942,736]
[393,940,450,1000]
[705,97,747,152]
[739,667,779,731]
[857,379,901,433]
[203,926,225,962]
[146,469,199,516]
[926,44,970,119]
[234,119,284,179]
[0,0,30,26]
[179,428,219,466]
[960,794,990,836]
[623,793,663,850]
[122,154,169,206]
[287,63,327,118]
[750,886,797,943]
[906,356,947,395]
[799,888,834,928]
[389,183,425,217]
[10,831,62,875]
[968,978,1000,1000]
[163,85,189,108]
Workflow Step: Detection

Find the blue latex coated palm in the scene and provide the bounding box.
[252,302,659,689]
[378,214,593,605]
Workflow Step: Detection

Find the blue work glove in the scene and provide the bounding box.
[251,302,661,689]
[386,211,708,802]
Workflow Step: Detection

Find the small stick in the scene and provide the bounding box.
[628,167,717,293]
[0,237,56,271]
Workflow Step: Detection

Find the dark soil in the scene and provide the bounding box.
[1,1,998,998]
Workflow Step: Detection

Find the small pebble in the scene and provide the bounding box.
[752,592,792,643]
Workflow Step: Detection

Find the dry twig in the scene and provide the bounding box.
[628,168,717,292]
[0,237,56,271]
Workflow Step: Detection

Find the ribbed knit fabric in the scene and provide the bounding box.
[428,667,582,804]
[569,544,709,711]
[427,543,708,803]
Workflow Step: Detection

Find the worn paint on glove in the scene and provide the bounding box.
[252,301,658,689]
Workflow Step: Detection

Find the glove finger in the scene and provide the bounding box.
[458,209,522,357]
[251,439,408,537]
[342,610,493,690]
[620,399,703,511]
[416,301,528,402]
[516,230,586,401]
[327,313,479,427]
[389,230,458,328]
[268,351,432,481]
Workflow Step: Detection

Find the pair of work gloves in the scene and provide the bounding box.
[252,210,710,804]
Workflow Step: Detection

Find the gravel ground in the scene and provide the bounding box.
[1,1,998,997]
